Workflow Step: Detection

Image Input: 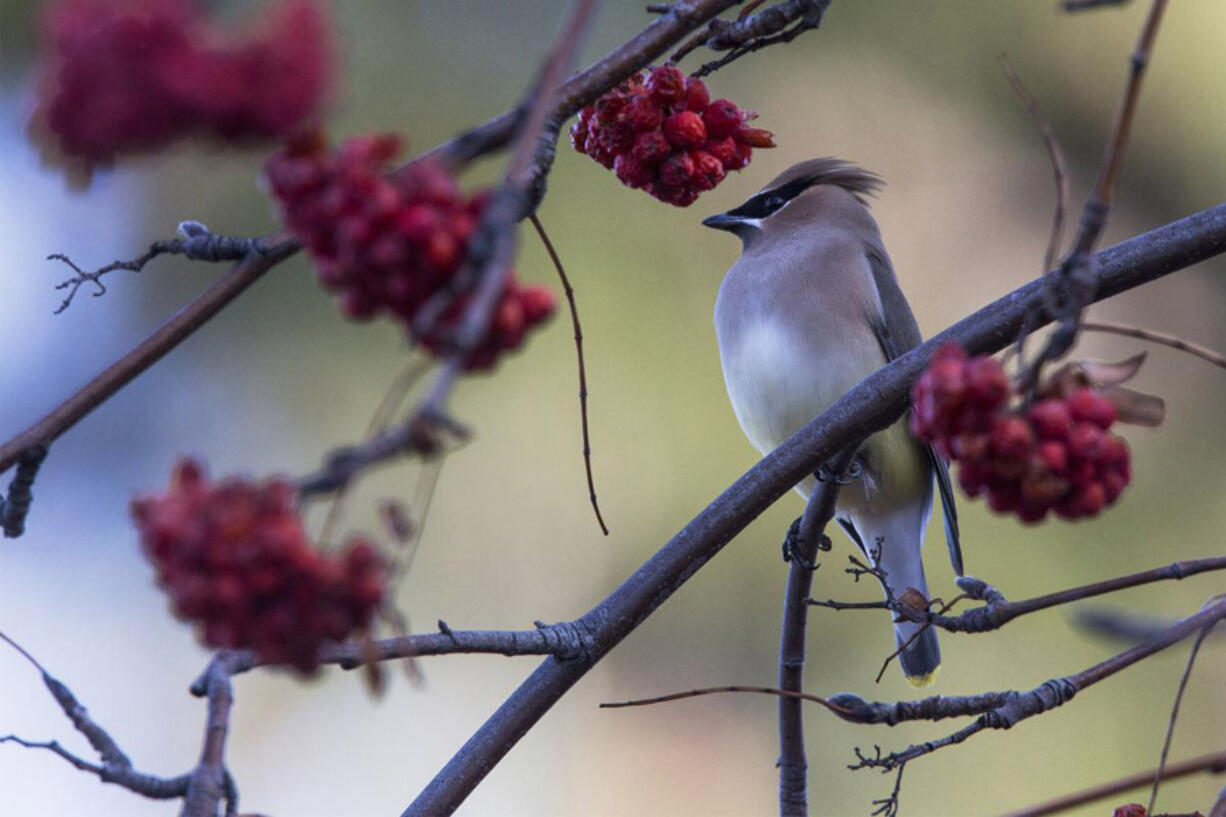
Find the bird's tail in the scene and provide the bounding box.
[856,510,941,687]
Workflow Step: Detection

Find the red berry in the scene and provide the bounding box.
[1067,422,1107,461]
[689,150,726,191]
[614,153,655,189]
[625,96,663,131]
[1028,399,1073,440]
[704,136,737,167]
[1036,440,1069,474]
[663,111,707,148]
[631,130,671,164]
[682,77,710,111]
[646,65,686,103]
[659,151,695,187]
[520,286,557,324]
[703,99,743,139]
[1067,388,1117,429]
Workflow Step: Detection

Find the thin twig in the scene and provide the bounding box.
[1082,321,1226,370]
[600,684,851,715]
[49,222,267,314]
[999,751,1226,817]
[1000,55,1069,274]
[1148,619,1219,815]
[0,233,299,476]
[528,214,609,535]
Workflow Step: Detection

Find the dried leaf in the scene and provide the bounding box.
[1102,385,1166,427]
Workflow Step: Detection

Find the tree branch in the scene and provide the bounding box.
[848,556,1226,635]
[0,631,192,801]
[182,662,236,817]
[401,202,1226,816]
[999,750,1226,817]
[778,445,859,816]
[193,621,600,684]
[842,595,1226,772]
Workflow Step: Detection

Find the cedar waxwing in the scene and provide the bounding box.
[705,158,962,687]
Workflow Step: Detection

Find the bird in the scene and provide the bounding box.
[705,157,961,687]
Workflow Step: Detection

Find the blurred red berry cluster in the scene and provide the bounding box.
[265,131,556,370]
[570,65,775,207]
[33,0,332,178]
[1111,806,1147,817]
[912,344,1131,524]
[131,459,385,672]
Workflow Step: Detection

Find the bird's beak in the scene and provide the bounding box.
[701,212,742,232]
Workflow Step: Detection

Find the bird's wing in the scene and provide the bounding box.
[865,245,964,576]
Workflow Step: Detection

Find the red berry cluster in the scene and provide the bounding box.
[33,0,332,178]
[131,459,385,672]
[1112,807,1146,817]
[570,65,775,207]
[911,344,1131,524]
[265,131,557,370]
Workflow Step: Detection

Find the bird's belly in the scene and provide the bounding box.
[720,320,878,457]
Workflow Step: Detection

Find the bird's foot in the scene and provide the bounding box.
[816,457,863,486]
[780,516,828,570]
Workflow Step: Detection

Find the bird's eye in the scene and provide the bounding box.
[764,195,786,213]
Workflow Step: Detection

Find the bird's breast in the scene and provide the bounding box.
[717,316,881,457]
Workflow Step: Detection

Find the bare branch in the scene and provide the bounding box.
[778,445,859,816]
[49,221,268,314]
[1082,321,1226,370]
[671,0,831,78]
[529,214,609,535]
[1018,0,1168,394]
[843,595,1226,772]
[181,661,235,817]
[192,622,597,687]
[999,750,1226,817]
[878,557,1226,635]
[1000,56,1069,275]
[1148,620,1219,814]
[600,684,850,714]
[0,631,191,800]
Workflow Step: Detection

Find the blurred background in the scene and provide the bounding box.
[1,1,1224,815]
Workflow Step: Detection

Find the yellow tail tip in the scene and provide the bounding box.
[905,665,940,689]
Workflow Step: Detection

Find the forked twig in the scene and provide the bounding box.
[529,214,609,535]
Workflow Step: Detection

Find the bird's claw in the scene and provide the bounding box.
[816,457,863,486]
[781,516,822,570]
